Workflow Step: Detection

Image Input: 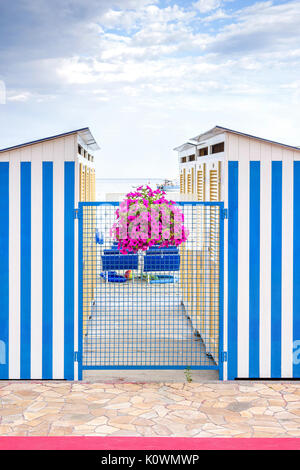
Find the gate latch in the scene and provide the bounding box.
[74,351,79,362]
[222,208,228,220]
[74,208,79,219]
[221,351,228,362]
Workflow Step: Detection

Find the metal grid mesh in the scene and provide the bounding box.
[80,202,222,370]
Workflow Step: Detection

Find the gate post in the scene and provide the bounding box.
[77,203,83,380]
[219,203,226,380]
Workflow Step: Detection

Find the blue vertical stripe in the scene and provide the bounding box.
[249,161,260,378]
[0,162,9,379]
[42,162,53,379]
[20,162,31,379]
[271,161,282,378]
[293,161,300,378]
[78,204,83,380]
[64,162,75,380]
[228,161,238,380]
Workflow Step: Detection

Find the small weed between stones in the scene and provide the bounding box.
[184,366,192,383]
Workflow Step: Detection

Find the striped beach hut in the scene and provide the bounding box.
[175,126,300,380]
[0,128,99,380]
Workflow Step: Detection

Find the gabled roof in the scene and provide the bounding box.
[0,127,100,153]
[174,125,300,152]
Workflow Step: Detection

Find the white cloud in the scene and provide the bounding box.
[6,90,56,103]
[201,8,229,22]
[98,4,195,31]
[281,81,300,90]
[0,81,6,104]
[193,0,221,13]
[49,0,300,109]
[56,58,96,84]
[7,92,32,102]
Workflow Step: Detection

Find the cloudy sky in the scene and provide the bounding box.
[0,0,299,178]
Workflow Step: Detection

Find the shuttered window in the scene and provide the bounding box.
[199,147,208,157]
[80,163,85,202]
[209,169,218,201]
[211,142,224,154]
[209,162,221,347]
[85,167,90,201]
[187,173,192,194]
[191,167,194,193]
[197,165,205,201]
[180,172,184,193]
[91,169,96,201]
[209,162,221,260]
[209,161,221,201]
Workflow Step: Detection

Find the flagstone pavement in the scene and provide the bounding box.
[1,381,300,437]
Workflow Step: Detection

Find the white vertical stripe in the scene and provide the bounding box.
[64,135,75,161]
[282,151,294,377]
[271,145,283,161]
[42,140,54,162]
[20,146,32,162]
[260,144,272,377]
[249,140,261,161]
[237,139,250,377]
[31,147,43,378]
[74,155,79,380]
[52,140,65,379]
[9,155,21,379]
[228,134,239,160]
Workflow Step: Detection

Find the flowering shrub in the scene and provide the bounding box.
[111,186,189,254]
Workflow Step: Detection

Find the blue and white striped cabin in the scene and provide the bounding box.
[0,128,99,380]
[176,126,300,380]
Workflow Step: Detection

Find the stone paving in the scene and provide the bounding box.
[0,381,300,437]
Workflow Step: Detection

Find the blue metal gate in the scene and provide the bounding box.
[78,201,224,378]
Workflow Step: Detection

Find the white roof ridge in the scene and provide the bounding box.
[0,127,100,153]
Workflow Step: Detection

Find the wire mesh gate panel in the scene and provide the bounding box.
[78,202,224,373]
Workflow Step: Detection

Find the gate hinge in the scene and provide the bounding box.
[221,351,228,362]
[74,351,79,362]
[222,208,228,220]
[74,208,79,219]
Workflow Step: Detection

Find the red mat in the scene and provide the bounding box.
[0,437,299,450]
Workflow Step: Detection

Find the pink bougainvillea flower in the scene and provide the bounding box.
[110,185,189,253]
